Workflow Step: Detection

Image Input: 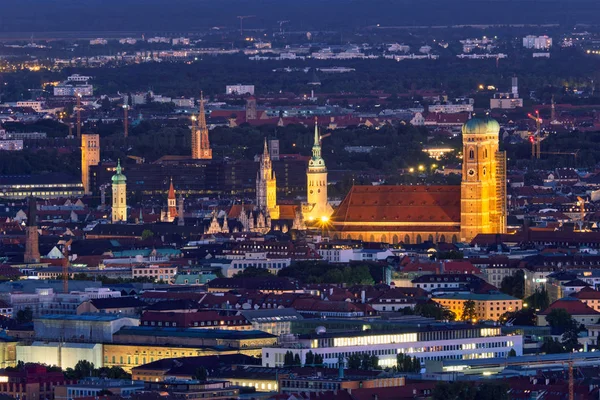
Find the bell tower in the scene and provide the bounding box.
[460,116,505,242]
[303,118,332,222]
[111,160,127,223]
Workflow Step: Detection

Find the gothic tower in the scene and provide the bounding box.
[303,118,333,222]
[23,196,40,264]
[192,92,212,160]
[111,160,127,223]
[81,133,100,195]
[256,139,279,219]
[460,116,506,242]
[167,178,177,222]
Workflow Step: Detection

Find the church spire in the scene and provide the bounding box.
[191,91,212,159]
[263,137,270,160]
[312,117,322,160]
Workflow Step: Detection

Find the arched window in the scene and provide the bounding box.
[369,234,375,242]
[416,234,422,244]
[404,234,410,244]
[393,234,399,244]
[358,234,364,241]
[469,148,475,159]
[439,234,446,243]
[484,148,488,158]
[452,234,458,244]
[381,235,387,243]
[428,234,434,243]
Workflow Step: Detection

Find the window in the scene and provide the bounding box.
[469,148,475,159]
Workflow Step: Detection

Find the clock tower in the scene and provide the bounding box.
[460,116,505,242]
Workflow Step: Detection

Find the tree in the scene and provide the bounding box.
[360,353,379,370]
[314,354,324,366]
[561,327,581,352]
[101,96,112,112]
[499,270,525,299]
[283,351,294,367]
[415,302,456,321]
[461,300,477,322]
[293,354,301,366]
[396,353,420,372]
[507,348,517,357]
[74,360,95,379]
[545,308,576,333]
[305,351,315,366]
[540,337,566,354]
[16,307,33,324]
[347,353,362,370]
[193,367,207,381]
[141,229,154,240]
[526,287,550,311]
[234,267,273,278]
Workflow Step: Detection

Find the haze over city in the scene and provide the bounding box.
[0,1,599,400]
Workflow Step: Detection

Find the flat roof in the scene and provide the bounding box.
[442,351,600,368]
[114,326,276,340]
[298,323,492,340]
[432,293,519,301]
[36,314,137,322]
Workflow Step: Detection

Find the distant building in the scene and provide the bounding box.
[172,37,190,46]
[54,82,93,96]
[16,101,44,112]
[490,76,523,109]
[226,84,255,95]
[523,35,552,49]
[0,173,84,199]
[119,38,138,45]
[90,38,107,45]
[81,133,100,195]
[55,378,144,400]
[111,160,127,222]
[0,139,23,151]
[0,364,71,399]
[67,74,91,82]
[433,293,522,322]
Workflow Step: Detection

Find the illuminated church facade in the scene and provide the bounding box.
[329,117,507,244]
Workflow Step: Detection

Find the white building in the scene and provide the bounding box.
[147,37,170,44]
[523,35,552,50]
[262,325,522,369]
[67,74,92,82]
[16,101,44,112]
[0,140,23,151]
[17,342,103,370]
[223,252,291,277]
[90,38,108,45]
[428,99,474,114]
[131,265,178,283]
[172,37,190,46]
[226,84,255,95]
[54,83,93,97]
[119,38,138,45]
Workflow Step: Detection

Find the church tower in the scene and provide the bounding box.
[460,116,506,242]
[303,118,333,222]
[23,196,40,264]
[256,139,279,219]
[192,92,212,160]
[111,160,127,223]
[81,133,100,195]
[167,178,177,222]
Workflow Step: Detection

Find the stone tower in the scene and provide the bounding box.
[111,160,127,223]
[23,196,40,264]
[192,92,212,160]
[303,118,332,222]
[81,133,100,195]
[460,116,506,242]
[167,178,177,222]
[256,139,279,219]
[246,96,257,121]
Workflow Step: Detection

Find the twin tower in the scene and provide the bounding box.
[257,118,333,223]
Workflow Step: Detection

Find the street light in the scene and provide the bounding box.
[418,165,425,172]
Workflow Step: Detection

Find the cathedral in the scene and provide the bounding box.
[160,178,178,222]
[256,139,280,220]
[191,92,212,160]
[329,116,507,244]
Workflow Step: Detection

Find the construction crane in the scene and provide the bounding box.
[278,20,289,35]
[237,15,255,36]
[527,110,542,159]
[568,359,574,400]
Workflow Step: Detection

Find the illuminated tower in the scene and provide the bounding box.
[303,118,332,222]
[256,139,279,219]
[167,178,177,222]
[111,160,127,223]
[23,196,40,264]
[192,93,212,160]
[460,117,506,242]
[81,133,100,195]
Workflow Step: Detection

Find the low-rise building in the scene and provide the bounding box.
[33,314,139,342]
[0,364,72,399]
[432,292,522,322]
[262,324,522,369]
[537,298,600,327]
[132,265,178,283]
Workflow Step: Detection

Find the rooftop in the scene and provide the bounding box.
[114,326,276,340]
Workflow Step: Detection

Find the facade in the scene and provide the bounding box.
[0,364,70,400]
[262,325,522,369]
[224,255,291,277]
[23,196,41,264]
[16,101,44,112]
[523,35,552,49]
[0,139,23,151]
[302,119,333,222]
[132,265,178,283]
[54,83,94,96]
[256,139,280,219]
[226,84,255,95]
[111,160,127,222]
[81,133,100,195]
[33,314,139,343]
[191,93,212,160]
[17,342,103,370]
[54,378,144,400]
[432,293,522,322]
[460,117,506,242]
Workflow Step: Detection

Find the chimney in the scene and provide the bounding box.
[361,290,366,304]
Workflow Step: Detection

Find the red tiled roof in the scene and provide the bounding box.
[443,260,481,274]
[332,185,461,225]
[539,298,600,316]
[570,286,600,300]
